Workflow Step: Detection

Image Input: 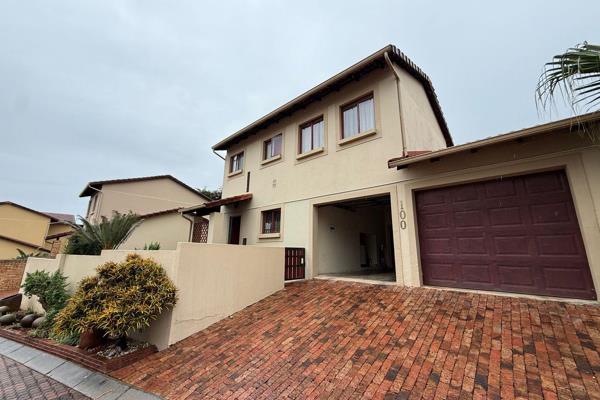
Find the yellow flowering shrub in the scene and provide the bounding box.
[53,254,177,341]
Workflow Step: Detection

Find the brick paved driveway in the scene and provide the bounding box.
[113,280,600,399]
[0,354,89,400]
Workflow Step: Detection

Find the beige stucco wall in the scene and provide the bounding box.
[87,178,206,222]
[0,239,39,259]
[170,243,284,344]
[396,67,448,152]
[119,212,191,250]
[20,244,284,350]
[0,204,50,250]
[212,64,447,277]
[317,204,389,274]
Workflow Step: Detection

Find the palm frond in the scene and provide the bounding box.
[537,42,600,113]
[65,212,140,255]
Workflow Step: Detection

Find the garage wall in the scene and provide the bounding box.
[317,204,388,274]
[393,129,600,298]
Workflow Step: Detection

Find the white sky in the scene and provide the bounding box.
[1,0,597,216]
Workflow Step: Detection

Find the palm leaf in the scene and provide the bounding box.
[537,42,600,112]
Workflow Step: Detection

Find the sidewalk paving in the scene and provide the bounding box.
[0,336,161,400]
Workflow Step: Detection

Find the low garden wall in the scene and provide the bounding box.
[20,243,285,350]
[0,259,26,295]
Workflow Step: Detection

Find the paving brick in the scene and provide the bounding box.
[112,280,600,399]
[0,354,88,399]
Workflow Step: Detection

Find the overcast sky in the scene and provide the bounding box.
[1,1,597,216]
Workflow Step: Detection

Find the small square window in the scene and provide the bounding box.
[341,94,375,139]
[263,134,282,160]
[229,151,244,173]
[299,117,324,154]
[261,208,281,234]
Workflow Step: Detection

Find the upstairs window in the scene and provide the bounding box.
[263,134,282,160]
[229,151,244,174]
[341,94,375,139]
[299,117,324,154]
[261,208,281,234]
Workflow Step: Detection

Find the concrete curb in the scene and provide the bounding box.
[0,336,161,400]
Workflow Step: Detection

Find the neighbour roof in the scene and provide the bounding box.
[0,201,59,222]
[79,174,210,200]
[139,208,182,219]
[0,234,51,253]
[388,112,600,169]
[182,193,253,216]
[212,44,452,151]
[45,231,76,240]
[44,212,76,224]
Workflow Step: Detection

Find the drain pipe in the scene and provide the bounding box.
[384,51,407,157]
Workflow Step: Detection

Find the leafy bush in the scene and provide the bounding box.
[22,271,69,312]
[142,242,160,250]
[15,249,50,260]
[53,254,177,347]
[65,212,140,255]
[21,270,69,337]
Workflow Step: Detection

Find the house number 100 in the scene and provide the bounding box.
[399,203,407,230]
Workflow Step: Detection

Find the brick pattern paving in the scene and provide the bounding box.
[113,280,600,399]
[0,354,89,400]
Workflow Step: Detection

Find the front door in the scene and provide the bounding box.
[228,216,241,245]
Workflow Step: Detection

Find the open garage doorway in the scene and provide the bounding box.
[316,194,396,282]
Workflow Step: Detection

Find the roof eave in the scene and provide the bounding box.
[388,112,600,169]
[211,45,452,151]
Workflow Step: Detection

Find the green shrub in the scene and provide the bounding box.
[15,249,51,260]
[142,242,160,250]
[53,254,177,346]
[22,271,68,312]
[21,270,69,337]
[65,212,140,255]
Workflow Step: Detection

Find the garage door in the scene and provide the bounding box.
[416,170,595,299]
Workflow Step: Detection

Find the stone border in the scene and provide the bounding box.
[0,336,161,400]
[0,328,157,373]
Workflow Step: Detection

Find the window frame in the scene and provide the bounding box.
[228,151,245,175]
[340,92,375,140]
[260,208,281,235]
[298,115,325,155]
[263,133,283,162]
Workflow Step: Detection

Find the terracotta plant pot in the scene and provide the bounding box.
[0,294,21,312]
[79,329,104,350]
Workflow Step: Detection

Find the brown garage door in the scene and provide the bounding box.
[416,170,595,300]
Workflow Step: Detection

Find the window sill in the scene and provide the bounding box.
[261,154,281,166]
[227,169,243,178]
[258,232,281,239]
[296,147,324,160]
[338,129,377,146]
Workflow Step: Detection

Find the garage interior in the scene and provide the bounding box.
[316,194,396,282]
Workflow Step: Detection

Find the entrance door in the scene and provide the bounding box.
[415,170,595,300]
[228,216,241,245]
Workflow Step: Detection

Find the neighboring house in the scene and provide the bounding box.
[80,175,210,249]
[0,202,75,258]
[184,44,600,301]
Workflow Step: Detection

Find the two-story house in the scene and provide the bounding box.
[184,44,600,301]
[80,175,210,249]
[183,45,451,282]
[0,202,75,258]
